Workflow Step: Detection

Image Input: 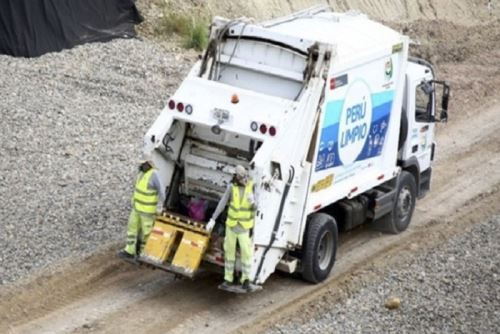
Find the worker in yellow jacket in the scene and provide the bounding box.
[208,165,256,291]
[118,157,165,259]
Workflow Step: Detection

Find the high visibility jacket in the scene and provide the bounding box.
[226,181,255,230]
[133,169,158,215]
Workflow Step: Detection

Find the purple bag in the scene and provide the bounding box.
[187,198,208,221]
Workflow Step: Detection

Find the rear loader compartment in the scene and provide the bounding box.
[141,119,264,276]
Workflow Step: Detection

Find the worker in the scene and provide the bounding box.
[207,165,256,291]
[118,155,165,259]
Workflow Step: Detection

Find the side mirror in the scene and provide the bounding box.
[440,110,448,123]
[441,85,450,112]
[432,80,450,123]
[421,81,435,95]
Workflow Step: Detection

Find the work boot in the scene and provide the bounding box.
[218,280,233,290]
[117,250,135,260]
[241,279,250,291]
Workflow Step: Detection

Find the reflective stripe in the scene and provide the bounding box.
[227,212,253,220]
[226,214,253,222]
[228,205,253,213]
[134,187,157,196]
[134,199,158,206]
[134,205,157,215]
[134,194,157,205]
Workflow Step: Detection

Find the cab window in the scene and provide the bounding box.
[415,83,433,122]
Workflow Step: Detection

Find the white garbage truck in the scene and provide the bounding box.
[129,6,450,289]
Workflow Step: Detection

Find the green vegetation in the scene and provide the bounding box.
[155,11,209,51]
[182,20,209,50]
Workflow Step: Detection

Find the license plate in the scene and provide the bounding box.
[212,108,230,124]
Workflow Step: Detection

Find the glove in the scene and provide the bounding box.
[206,218,216,231]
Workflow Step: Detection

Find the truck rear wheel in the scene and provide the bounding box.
[377,171,417,234]
[301,213,338,283]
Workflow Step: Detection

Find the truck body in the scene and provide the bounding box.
[137,6,449,286]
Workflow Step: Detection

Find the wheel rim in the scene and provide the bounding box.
[397,186,413,222]
[317,230,334,271]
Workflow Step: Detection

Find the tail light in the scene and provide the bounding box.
[259,124,267,134]
[169,99,193,115]
[168,100,175,110]
[252,122,277,136]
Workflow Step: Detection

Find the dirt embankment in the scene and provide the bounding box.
[141,0,497,23]
[136,0,499,52]
[400,19,500,118]
[138,0,500,118]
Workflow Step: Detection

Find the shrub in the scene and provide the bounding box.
[183,20,208,51]
[155,11,209,51]
[155,12,191,36]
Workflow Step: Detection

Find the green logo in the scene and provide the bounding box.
[385,59,393,81]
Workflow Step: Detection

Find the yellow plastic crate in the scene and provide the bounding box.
[142,222,178,263]
[141,212,210,277]
[171,231,209,275]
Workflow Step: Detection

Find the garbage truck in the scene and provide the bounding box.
[123,6,450,291]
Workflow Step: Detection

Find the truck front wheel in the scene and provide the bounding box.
[394,171,417,232]
[377,171,417,234]
[301,213,338,283]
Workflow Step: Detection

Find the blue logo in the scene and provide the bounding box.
[315,85,395,172]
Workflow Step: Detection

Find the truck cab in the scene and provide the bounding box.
[400,59,450,198]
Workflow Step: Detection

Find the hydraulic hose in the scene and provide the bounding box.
[253,166,295,284]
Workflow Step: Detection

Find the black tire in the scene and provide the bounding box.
[378,171,417,234]
[301,213,338,283]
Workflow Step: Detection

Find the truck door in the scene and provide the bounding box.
[408,79,435,172]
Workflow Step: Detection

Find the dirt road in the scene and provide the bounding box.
[1,91,499,333]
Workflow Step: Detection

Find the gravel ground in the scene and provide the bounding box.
[268,216,500,334]
[0,38,194,286]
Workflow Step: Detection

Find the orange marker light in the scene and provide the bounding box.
[231,94,239,104]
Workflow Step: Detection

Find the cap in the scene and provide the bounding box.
[235,165,247,178]
[140,153,154,166]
